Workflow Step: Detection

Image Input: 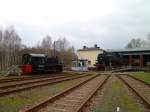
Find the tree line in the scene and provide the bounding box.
[0,26,76,71]
[126,33,150,48]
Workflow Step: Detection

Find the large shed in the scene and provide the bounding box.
[106,48,150,67]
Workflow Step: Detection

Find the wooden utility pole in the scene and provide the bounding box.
[53,41,56,57]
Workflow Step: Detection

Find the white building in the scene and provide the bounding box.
[77,45,103,67]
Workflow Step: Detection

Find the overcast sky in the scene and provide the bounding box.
[0,0,150,49]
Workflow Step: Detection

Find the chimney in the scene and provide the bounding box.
[83,46,87,49]
[94,44,97,48]
[94,44,100,48]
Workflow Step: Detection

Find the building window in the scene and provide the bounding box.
[88,61,91,65]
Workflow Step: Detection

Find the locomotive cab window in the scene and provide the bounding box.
[31,57,45,65]
[22,55,31,64]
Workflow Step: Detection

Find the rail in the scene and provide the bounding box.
[116,75,150,109]
[0,74,91,96]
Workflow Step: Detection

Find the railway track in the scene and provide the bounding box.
[83,74,150,112]
[0,73,80,87]
[0,73,79,84]
[20,74,110,112]
[0,75,33,83]
[117,74,150,109]
[127,74,150,86]
[0,75,58,83]
[0,75,81,89]
[0,74,91,96]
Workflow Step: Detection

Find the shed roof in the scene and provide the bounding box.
[106,48,150,55]
[106,48,150,52]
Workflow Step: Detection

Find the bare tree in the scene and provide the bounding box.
[53,37,75,66]
[125,37,150,48]
[41,35,52,49]
[0,26,22,71]
[125,33,150,48]
[126,38,142,48]
[0,27,76,71]
[41,35,52,56]
[0,30,3,70]
[147,33,150,48]
[55,38,69,51]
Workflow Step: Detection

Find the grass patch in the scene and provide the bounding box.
[0,75,5,79]
[0,79,80,112]
[130,72,150,83]
[0,66,21,78]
